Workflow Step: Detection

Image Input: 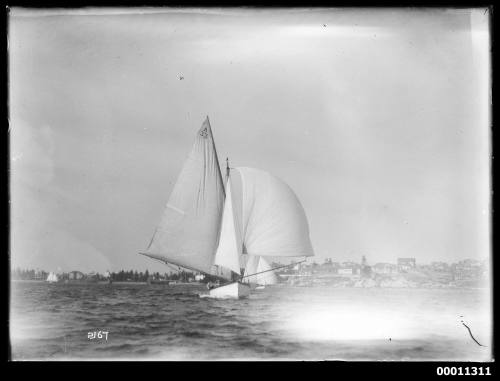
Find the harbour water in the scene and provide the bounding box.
[10,281,492,361]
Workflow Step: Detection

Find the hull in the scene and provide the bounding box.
[202,281,251,299]
[245,283,267,290]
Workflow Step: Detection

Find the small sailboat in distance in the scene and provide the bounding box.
[46,272,58,283]
[140,117,314,298]
[104,270,112,284]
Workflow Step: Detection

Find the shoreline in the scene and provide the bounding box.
[11,279,204,286]
[10,279,488,290]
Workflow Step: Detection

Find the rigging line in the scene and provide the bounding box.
[209,117,225,197]
[461,320,487,347]
[240,259,306,280]
[146,227,159,250]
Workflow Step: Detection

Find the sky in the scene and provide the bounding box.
[9,8,491,273]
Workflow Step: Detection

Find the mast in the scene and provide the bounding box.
[225,157,241,280]
[208,115,225,198]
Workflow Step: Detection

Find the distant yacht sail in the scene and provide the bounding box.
[141,117,314,298]
[46,272,58,283]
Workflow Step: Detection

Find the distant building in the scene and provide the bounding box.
[316,260,338,274]
[338,262,360,275]
[34,269,44,280]
[338,268,354,275]
[296,263,312,275]
[341,261,358,268]
[68,271,85,280]
[452,259,483,280]
[373,263,397,274]
[431,262,449,272]
[397,258,416,272]
[417,264,431,271]
[360,256,372,277]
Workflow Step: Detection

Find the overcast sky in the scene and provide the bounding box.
[9,8,490,273]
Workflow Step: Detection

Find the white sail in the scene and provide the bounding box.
[143,117,225,275]
[233,167,314,258]
[47,272,58,282]
[213,180,241,275]
[243,255,259,279]
[244,256,278,285]
[256,257,278,285]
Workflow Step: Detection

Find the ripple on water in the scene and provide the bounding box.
[9,283,492,361]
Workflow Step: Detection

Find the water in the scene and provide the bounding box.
[9,282,492,361]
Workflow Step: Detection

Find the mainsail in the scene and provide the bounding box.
[232,167,314,258]
[143,117,225,275]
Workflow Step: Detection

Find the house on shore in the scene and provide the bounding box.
[372,263,398,274]
[397,258,416,273]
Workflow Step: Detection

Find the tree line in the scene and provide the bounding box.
[11,267,202,282]
[110,269,195,282]
[11,268,48,280]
